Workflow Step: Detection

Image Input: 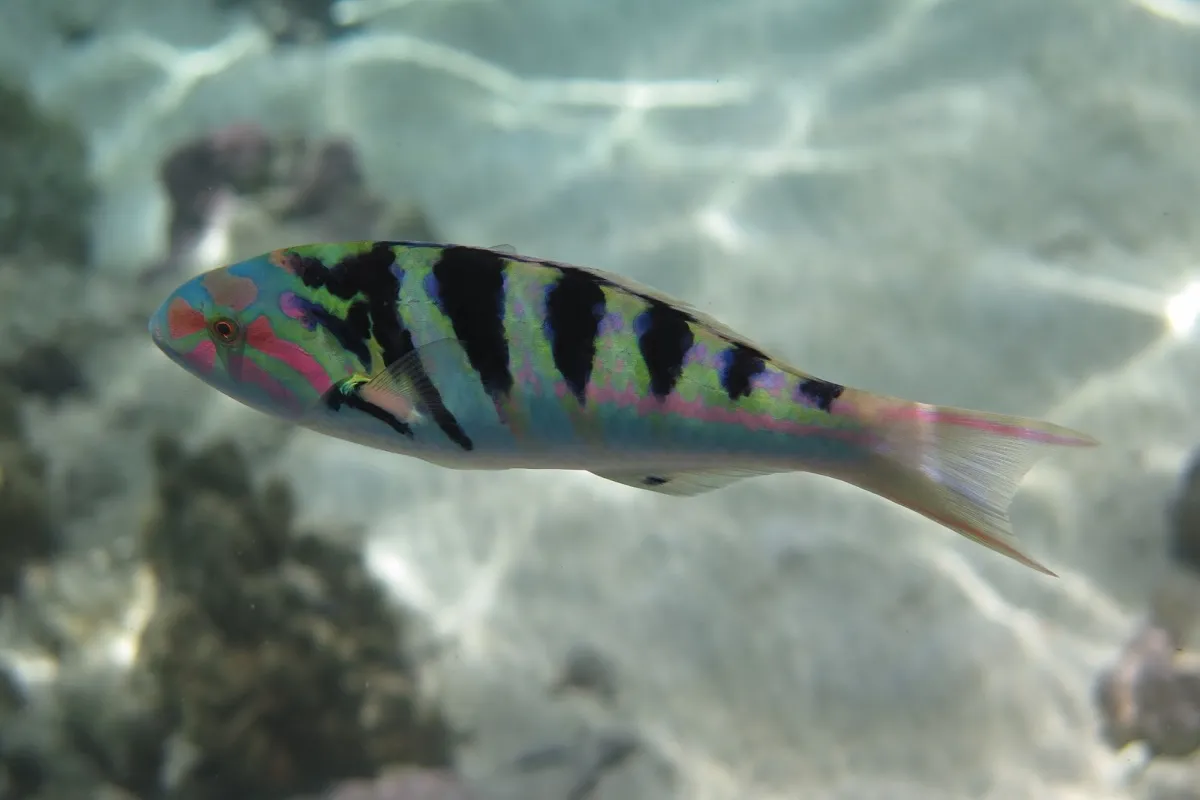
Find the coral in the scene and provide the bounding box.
[137,433,459,800]
[0,77,95,266]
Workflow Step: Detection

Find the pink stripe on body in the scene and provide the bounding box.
[584,381,867,442]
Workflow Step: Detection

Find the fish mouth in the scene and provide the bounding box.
[148,303,174,358]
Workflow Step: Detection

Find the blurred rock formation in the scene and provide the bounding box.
[138,433,460,799]
[549,644,618,707]
[0,433,465,800]
[1095,624,1200,759]
[0,77,95,266]
[1093,446,1200,798]
[151,122,436,279]
[214,0,361,45]
[0,381,59,597]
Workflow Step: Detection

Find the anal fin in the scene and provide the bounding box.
[590,468,779,497]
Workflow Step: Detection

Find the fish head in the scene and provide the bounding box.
[149,252,358,421]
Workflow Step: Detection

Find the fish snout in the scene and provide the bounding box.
[148,302,169,351]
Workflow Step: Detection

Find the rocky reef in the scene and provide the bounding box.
[0,431,465,800]
[139,433,460,799]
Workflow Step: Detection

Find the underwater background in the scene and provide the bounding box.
[2,0,1200,797]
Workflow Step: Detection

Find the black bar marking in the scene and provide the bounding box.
[302,300,371,368]
[635,300,694,400]
[293,242,474,450]
[797,377,844,412]
[429,246,514,400]
[718,344,767,401]
[544,266,607,405]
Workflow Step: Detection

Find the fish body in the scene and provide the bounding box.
[150,241,1097,575]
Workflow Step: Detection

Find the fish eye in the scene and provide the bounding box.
[210,317,240,344]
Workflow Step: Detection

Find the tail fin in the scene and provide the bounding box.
[845,392,1098,576]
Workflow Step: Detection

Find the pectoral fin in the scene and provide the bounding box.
[357,351,433,424]
[309,338,485,451]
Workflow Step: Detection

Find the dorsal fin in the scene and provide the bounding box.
[563,261,807,374]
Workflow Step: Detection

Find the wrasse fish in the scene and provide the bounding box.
[149,241,1097,575]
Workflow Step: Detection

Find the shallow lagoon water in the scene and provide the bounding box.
[3,0,1200,797]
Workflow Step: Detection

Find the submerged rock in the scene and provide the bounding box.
[138,433,459,800]
[549,644,619,706]
[0,77,95,266]
[1091,446,1200,798]
[215,0,361,44]
[1094,623,1200,759]
[151,122,436,279]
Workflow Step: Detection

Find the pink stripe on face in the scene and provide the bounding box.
[243,316,334,395]
[237,356,304,415]
[184,339,217,374]
[167,298,207,339]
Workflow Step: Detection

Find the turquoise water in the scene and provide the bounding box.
[2,0,1200,797]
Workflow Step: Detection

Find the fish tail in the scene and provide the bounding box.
[842,391,1098,576]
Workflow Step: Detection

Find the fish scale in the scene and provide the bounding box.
[150,240,1099,576]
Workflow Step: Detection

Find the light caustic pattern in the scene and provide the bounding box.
[21,0,1200,797]
[1132,0,1200,25]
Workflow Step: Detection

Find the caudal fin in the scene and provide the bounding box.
[845,392,1098,576]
